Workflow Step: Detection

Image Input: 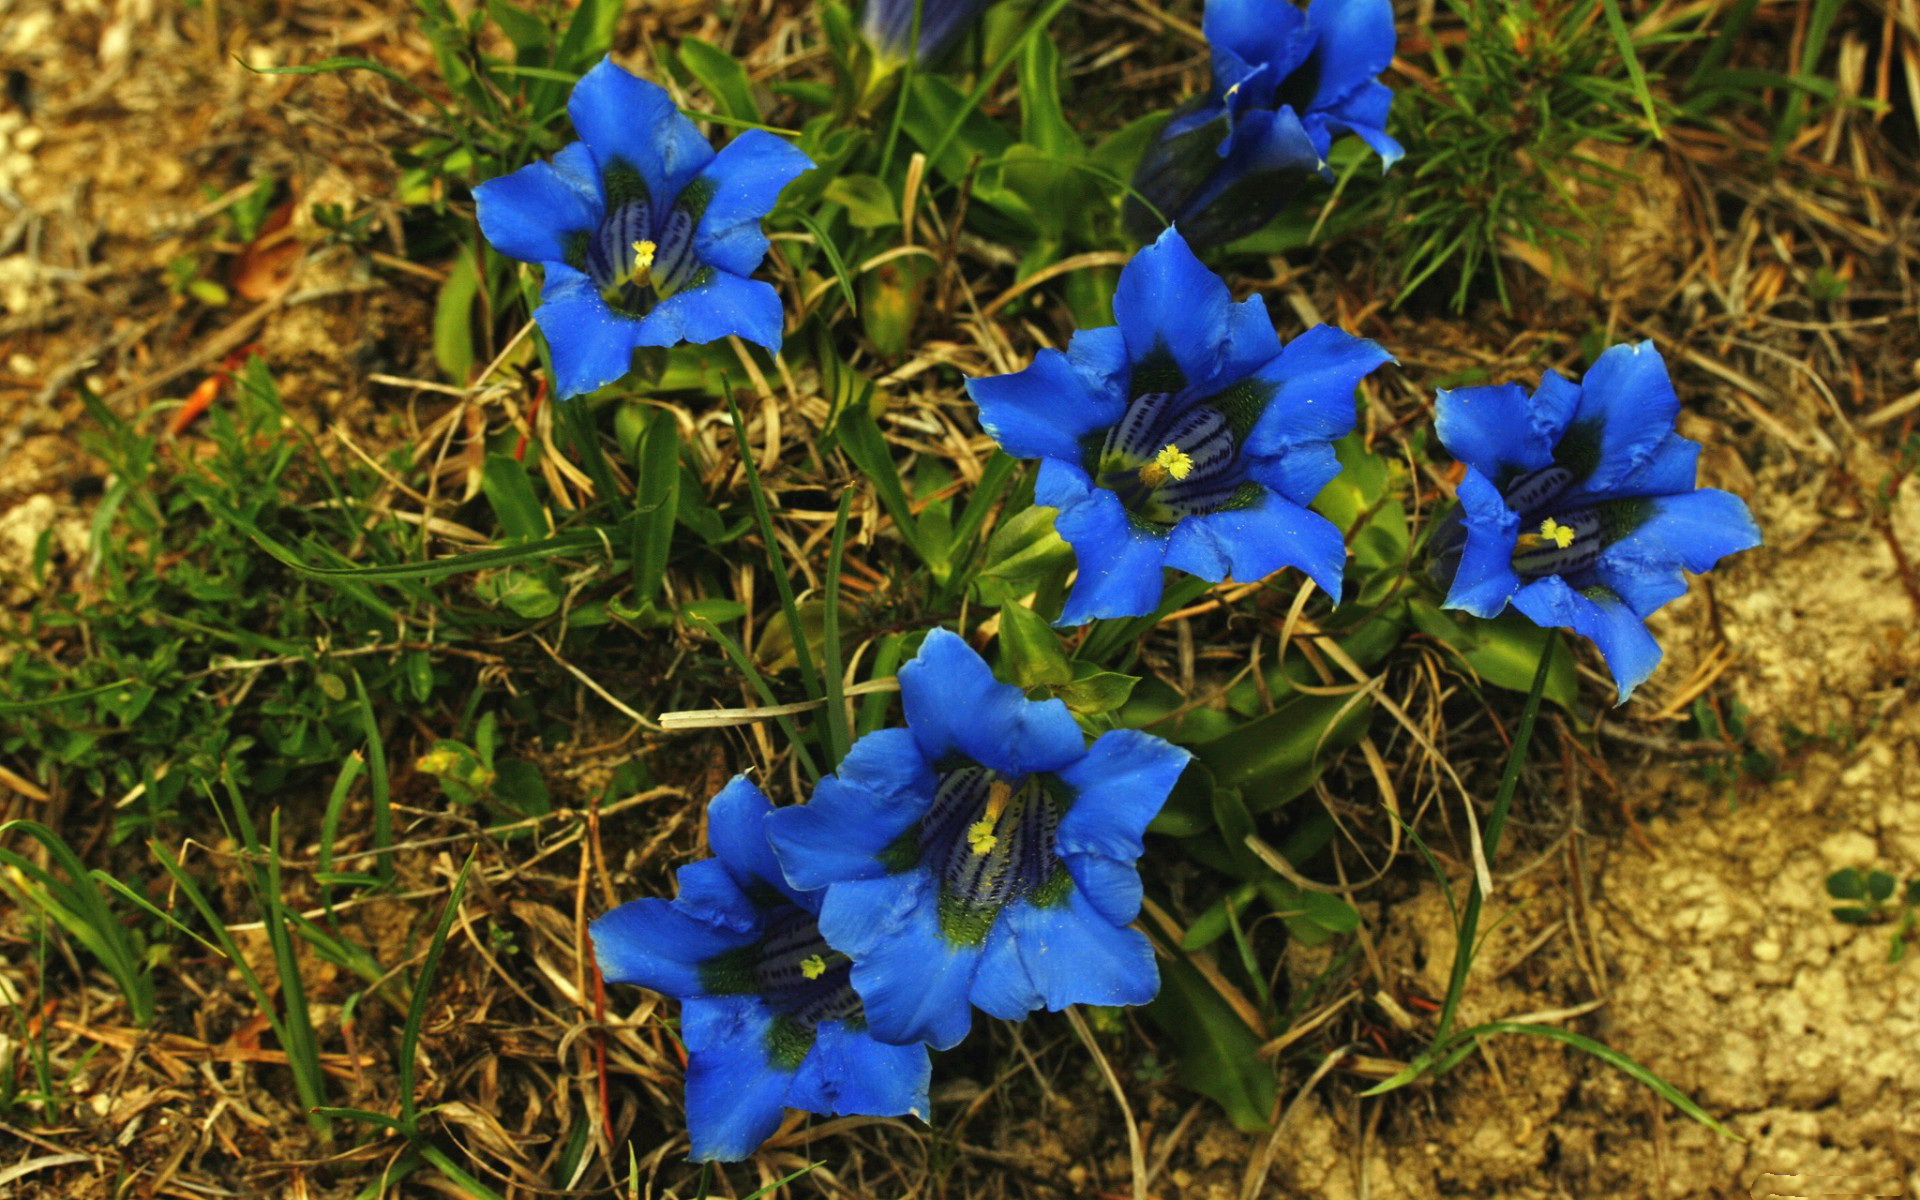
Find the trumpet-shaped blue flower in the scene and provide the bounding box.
[765,629,1191,1050]
[966,228,1391,625]
[474,59,812,399]
[1127,0,1403,249]
[1431,342,1762,703]
[860,0,994,65]
[590,778,930,1162]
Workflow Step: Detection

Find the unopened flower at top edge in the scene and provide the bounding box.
[590,778,930,1162]
[965,227,1392,626]
[474,58,813,400]
[764,628,1191,1051]
[860,0,995,66]
[1429,341,1762,704]
[1127,0,1403,250]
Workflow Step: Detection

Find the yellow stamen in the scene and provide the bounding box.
[966,820,998,856]
[1539,517,1575,549]
[968,780,1014,856]
[800,954,827,980]
[1138,443,1194,487]
[628,239,657,287]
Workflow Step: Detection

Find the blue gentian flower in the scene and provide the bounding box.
[1127,0,1403,249]
[474,59,813,399]
[861,0,993,65]
[965,228,1392,625]
[1430,342,1763,704]
[590,778,930,1162]
[764,628,1191,1050]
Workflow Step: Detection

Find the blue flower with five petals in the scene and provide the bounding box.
[1431,342,1763,704]
[966,228,1392,625]
[764,628,1191,1050]
[590,778,930,1162]
[1127,0,1403,249]
[474,59,813,399]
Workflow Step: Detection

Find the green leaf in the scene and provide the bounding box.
[831,404,933,572]
[973,504,1072,605]
[1410,601,1578,713]
[678,37,762,124]
[997,601,1071,688]
[1058,668,1138,716]
[1145,957,1275,1132]
[1195,691,1375,811]
[1867,870,1897,904]
[480,454,551,542]
[476,567,561,619]
[1016,32,1077,157]
[823,175,899,229]
[625,405,682,607]
[433,247,480,383]
[492,759,551,818]
[1312,432,1408,574]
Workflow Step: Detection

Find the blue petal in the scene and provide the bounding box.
[1608,487,1762,577]
[1112,228,1234,392]
[1245,442,1342,508]
[474,147,603,265]
[1244,324,1386,461]
[1510,576,1663,704]
[533,263,641,399]
[691,131,814,278]
[634,270,787,353]
[860,0,993,63]
[1320,81,1404,167]
[1221,295,1286,380]
[1594,488,1761,617]
[670,857,766,938]
[1434,383,1552,482]
[1052,481,1172,625]
[785,1020,931,1121]
[706,777,811,909]
[968,346,1123,463]
[1565,341,1681,493]
[1164,489,1349,599]
[1302,0,1399,108]
[1441,468,1523,618]
[589,887,755,997]
[766,729,933,893]
[819,873,980,1050]
[968,917,1042,1019]
[899,627,1087,778]
[680,996,792,1161]
[1606,432,1699,498]
[568,59,714,212]
[1220,102,1324,173]
[1055,730,1190,923]
[999,888,1159,1011]
[1203,0,1309,98]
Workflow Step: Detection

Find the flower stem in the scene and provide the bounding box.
[1430,631,1556,1048]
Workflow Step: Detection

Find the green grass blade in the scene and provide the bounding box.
[1460,1021,1740,1139]
[724,387,825,705]
[685,612,822,782]
[783,208,859,316]
[820,490,855,766]
[350,671,394,884]
[419,1144,507,1200]
[399,854,476,1135]
[1598,0,1663,139]
[0,821,154,1024]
